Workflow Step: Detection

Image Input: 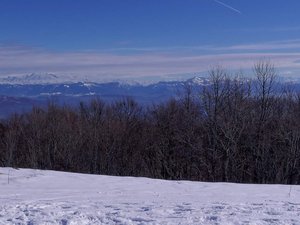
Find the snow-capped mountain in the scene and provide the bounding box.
[0,74,211,97]
[1,74,300,118]
[0,73,63,85]
[186,76,211,86]
[0,76,211,118]
[0,73,211,85]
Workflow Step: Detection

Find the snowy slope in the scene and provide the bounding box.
[0,168,300,225]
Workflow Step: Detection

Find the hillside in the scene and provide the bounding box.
[0,168,300,225]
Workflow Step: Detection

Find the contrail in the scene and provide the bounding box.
[213,0,242,14]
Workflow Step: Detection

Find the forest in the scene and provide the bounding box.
[1,62,300,184]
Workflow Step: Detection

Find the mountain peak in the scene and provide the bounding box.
[0,73,73,85]
[186,76,211,85]
[25,73,58,80]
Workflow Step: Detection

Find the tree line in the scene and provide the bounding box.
[1,62,300,184]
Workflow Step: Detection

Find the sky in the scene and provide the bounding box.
[1,0,300,82]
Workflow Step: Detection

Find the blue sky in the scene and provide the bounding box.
[1,0,300,81]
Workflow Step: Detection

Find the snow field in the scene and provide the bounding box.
[0,168,300,225]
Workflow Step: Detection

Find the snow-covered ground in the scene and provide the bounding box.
[0,168,300,225]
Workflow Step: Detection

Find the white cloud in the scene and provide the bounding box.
[214,39,300,51]
[1,42,300,81]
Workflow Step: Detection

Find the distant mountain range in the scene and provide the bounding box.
[0,73,300,118]
[0,73,63,85]
[0,74,211,118]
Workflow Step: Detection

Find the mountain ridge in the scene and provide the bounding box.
[1,74,300,118]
